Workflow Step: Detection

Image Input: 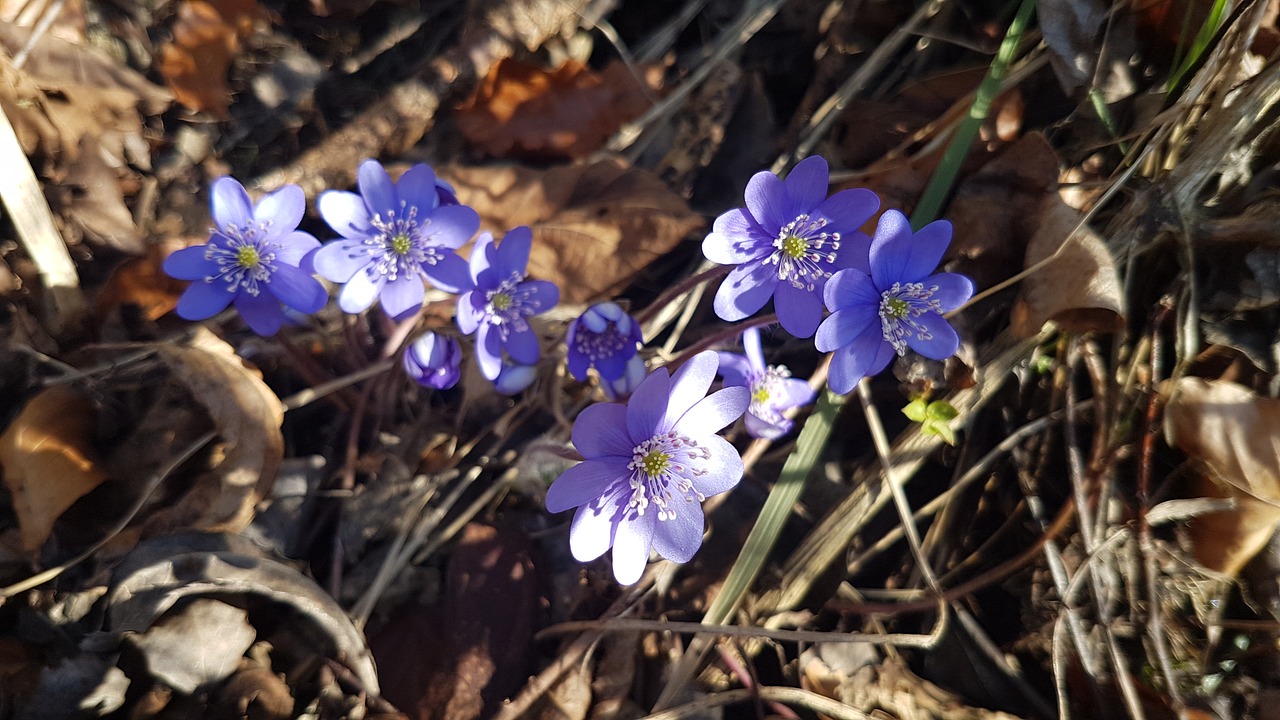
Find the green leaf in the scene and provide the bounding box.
[903,397,929,423]
[925,400,958,422]
[927,419,957,446]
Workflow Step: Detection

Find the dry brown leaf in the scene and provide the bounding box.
[0,385,109,551]
[152,328,284,531]
[46,137,143,253]
[1010,194,1124,337]
[456,58,661,161]
[946,132,1061,290]
[0,23,170,163]
[0,25,168,255]
[93,240,191,323]
[441,159,703,304]
[157,0,269,117]
[1163,377,1280,576]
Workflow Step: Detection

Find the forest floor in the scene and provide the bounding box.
[2,0,1280,718]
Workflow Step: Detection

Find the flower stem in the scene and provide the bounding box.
[663,314,777,370]
[634,263,730,326]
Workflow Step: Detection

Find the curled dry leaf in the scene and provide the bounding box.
[1010,193,1124,337]
[441,159,703,304]
[1163,377,1280,576]
[125,598,256,695]
[151,328,284,531]
[0,385,108,551]
[157,0,270,117]
[456,58,662,161]
[106,533,380,694]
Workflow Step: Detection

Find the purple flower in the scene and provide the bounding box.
[816,210,974,395]
[545,352,749,584]
[566,302,642,382]
[403,332,462,390]
[495,361,538,395]
[163,178,326,336]
[716,327,816,439]
[312,160,479,320]
[456,227,559,381]
[601,354,646,402]
[702,156,880,338]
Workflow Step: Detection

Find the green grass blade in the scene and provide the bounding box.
[700,388,843,626]
[911,0,1037,228]
[1166,0,1230,92]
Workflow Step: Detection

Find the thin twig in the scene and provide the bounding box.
[642,686,876,720]
[855,379,942,592]
[635,263,729,328]
[1139,301,1186,718]
[846,401,1090,577]
[537,610,946,648]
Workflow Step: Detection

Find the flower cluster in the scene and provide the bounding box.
[704,161,971,394]
[164,153,973,587]
[164,160,558,392]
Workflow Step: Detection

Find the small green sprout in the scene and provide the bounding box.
[903,396,960,445]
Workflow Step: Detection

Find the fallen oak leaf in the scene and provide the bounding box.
[456,57,662,161]
[157,0,269,117]
[0,23,170,164]
[0,385,109,551]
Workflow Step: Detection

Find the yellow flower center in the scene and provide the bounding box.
[391,233,413,255]
[781,235,808,259]
[236,245,260,268]
[752,385,771,403]
[491,293,512,311]
[639,449,670,477]
[883,296,910,319]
